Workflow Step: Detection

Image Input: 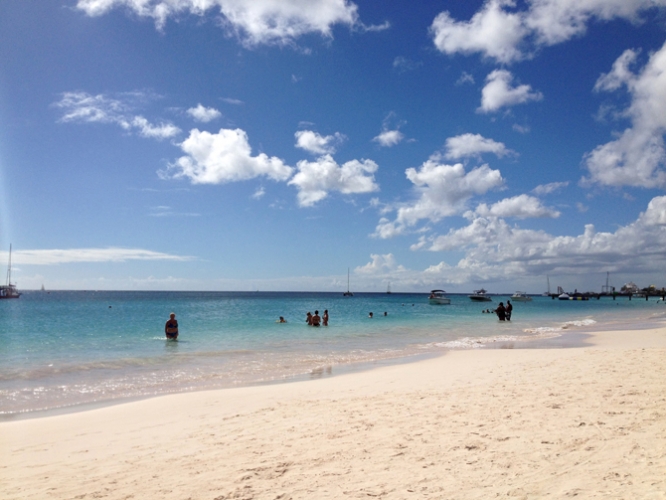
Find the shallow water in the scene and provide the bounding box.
[1,290,664,417]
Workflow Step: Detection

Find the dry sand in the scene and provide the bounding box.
[2,327,666,499]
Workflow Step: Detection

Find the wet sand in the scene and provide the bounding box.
[2,326,665,499]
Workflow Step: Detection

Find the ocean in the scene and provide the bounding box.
[1,290,665,418]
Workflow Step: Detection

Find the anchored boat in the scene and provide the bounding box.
[1,245,21,299]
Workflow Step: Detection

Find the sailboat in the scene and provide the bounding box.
[386,281,391,294]
[0,245,21,299]
[542,276,551,296]
[343,268,353,296]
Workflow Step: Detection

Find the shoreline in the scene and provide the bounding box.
[1,328,594,422]
[2,325,665,498]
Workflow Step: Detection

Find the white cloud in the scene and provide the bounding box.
[392,56,422,73]
[355,253,405,274]
[444,133,514,160]
[187,104,222,122]
[295,130,345,155]
[478,69,543,113]
[583,41,666,188]
[532,181,569,195]
[76,0,361,46]
[456,71,475,85]
[421,195,666,280]
[288,154,379,207]
[54,91,180,139]
[5,248,192,265]
[252,187,266,199]
[165,128,293,184]
[221,97,244,105]
[373,158,504,238]
[373,129,404,148]
[471,194,560,219]
[430,0,527,64]
[430,0,666,64]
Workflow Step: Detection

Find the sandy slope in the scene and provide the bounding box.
[2,327,665,499]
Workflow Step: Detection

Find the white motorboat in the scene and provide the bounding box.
[510,291,532,302]
[429,290,451,305]
[469,289,492,302]
[558,293,570,300]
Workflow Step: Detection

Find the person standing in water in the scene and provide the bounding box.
[494,302,506,322]
[312,310,321,327]
[506,300,513,321]
[323,310,329,326]
[165,313,179,340]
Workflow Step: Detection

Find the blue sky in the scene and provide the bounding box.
[1,0,666,293]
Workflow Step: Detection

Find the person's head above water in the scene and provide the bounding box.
[170,313,176,319]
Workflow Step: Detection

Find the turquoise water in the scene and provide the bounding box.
[1,290,665,417]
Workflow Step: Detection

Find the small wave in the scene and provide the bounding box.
[523,318,596,334]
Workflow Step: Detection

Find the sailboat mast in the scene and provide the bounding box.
[5,244,11,287]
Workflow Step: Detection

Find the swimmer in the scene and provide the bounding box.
[384,311,387,316]
[277,316,287,323]
[368,312,373,318]
[312,310,321,327]
[306,312,313,325]
[165,313,179,340]
[323,309,329,326]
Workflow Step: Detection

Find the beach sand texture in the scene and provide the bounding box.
[2,327,665,499]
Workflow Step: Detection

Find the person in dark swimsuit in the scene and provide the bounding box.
[165,313,179,339]
[506,300,513,321]
[494,303,506,322]
[323,310,329,326]
[312,310,321,327]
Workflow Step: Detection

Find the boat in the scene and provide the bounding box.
[386,281,391,294]
[510,291,532,302]
[0,245,21,299]
[428,289,451,305]
[469,288,492,302]
[343,268,353,296]
[542,275,551,296]
[558,293,570,300]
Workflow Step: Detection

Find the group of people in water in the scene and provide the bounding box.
[168,298,513,339]
[305,310,328,326]
[481,299,513,321]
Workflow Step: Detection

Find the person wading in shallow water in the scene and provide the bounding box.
[165,313,179,340]
[506,300,513,321]
[494,302,506,322]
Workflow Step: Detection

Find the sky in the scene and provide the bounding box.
[1,0,666,293]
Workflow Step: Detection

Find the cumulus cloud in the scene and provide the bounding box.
[288,154,379,207]
[532,181,569,195]
[355,253,405,274]
[373,158,504,238]
[76,0,363,47]
[54,91,180,139]
[295,130,345,155]
[430,0,527,64]
[583,41,666,188]
[478,69,543,113]
[187,104,222,122]
[165,128,293,184]
[420,195,666,280]
[470,194,560,219]
[444,133,514,160]
[5,248,192,265]
[373,130,404,148]
[430,0,666,64]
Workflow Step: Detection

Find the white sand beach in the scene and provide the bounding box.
[2,327,666,499]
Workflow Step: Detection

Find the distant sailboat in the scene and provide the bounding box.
[343,268,353,296]
[0,245,21,299]
[542,275,551,296]
[386,281,391,294]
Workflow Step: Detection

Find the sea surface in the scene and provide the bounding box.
[1,290,665,418]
